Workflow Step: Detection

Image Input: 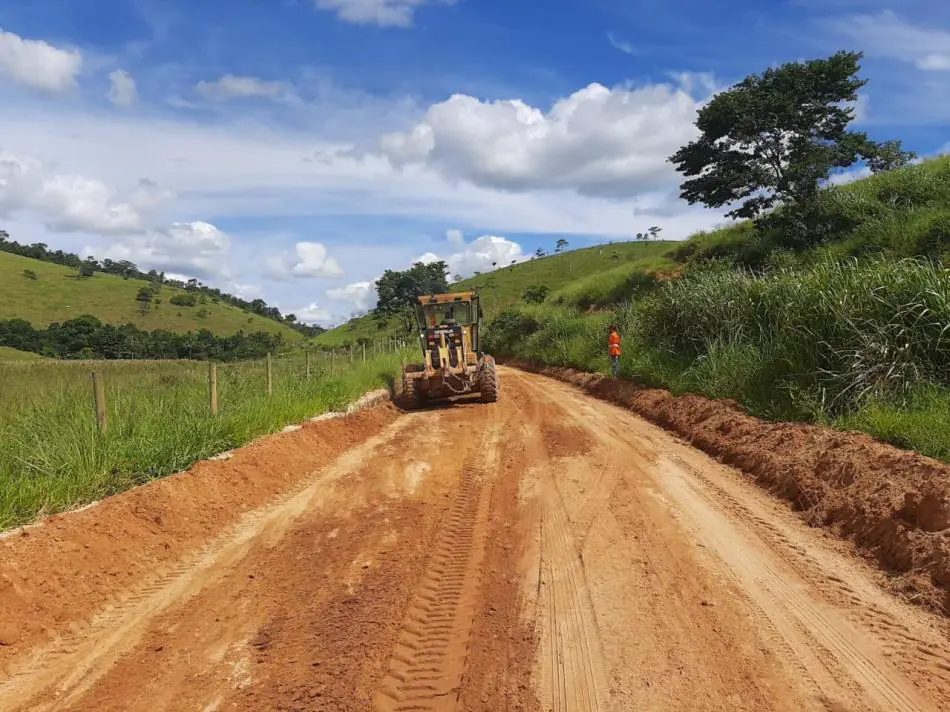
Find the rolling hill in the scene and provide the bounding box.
[312,239,674,347]
[0,346,45,361]
[1,252,300,341]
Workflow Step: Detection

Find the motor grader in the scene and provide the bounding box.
[401,291,499,407]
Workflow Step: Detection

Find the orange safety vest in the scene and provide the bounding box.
[608,331,622,357]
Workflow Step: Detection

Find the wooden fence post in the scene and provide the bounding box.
[266,352,273,396]
[306,351,312,380]
[209,363,218,415]
[350,345,354,363]
[362,343,366,363]
[91,371,107,434]
[329,351,334,376]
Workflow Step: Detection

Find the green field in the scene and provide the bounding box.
[1,252,300,340]
[0,351,408,529]
[313,240,674,348]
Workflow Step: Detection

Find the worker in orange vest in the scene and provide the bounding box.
[608,324,622,378]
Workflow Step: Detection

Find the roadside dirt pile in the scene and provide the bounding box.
[506,360,950,613]
[0,404,398,656]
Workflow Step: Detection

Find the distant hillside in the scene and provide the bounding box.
[1,252,300,341]
[0,346,45,361]
[313,240,674,347]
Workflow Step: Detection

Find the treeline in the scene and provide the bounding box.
[0,316,283,361]
[0,231,324,338]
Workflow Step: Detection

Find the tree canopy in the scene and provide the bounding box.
[374,260,450,331]
[669,51,914,242]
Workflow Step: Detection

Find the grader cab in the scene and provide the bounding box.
[401,291,499,407]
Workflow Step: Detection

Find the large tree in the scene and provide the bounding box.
[374,260,450,332]
[670,51,913,241]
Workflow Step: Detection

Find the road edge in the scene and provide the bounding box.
[502,359,950,616]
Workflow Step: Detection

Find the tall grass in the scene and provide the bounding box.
[0,352,407,529]
[485,257,950,462]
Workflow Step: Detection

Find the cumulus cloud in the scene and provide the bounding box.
[294,302,332,325]
[108,70,138,107]
[445,235,527,277]
[195,74,293,102]
[34,175,141,234]
[445,228,465,245]
[326,280,378,311]
[314,0,456,28]
[266,241,344,280]
[0,29,82,93]
[0,150,158,234]
[96,221,232,278]
[829,11,950,72]
[412,251,442,265]
[378,78,712,198]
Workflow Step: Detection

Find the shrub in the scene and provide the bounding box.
[170,294,198,307]
[522,284,550,304]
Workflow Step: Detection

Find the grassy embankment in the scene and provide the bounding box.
[0,251,300,340]
[0,351,409,529]
[485,157,950,463]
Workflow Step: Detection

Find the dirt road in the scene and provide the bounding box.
[3,367,950,711]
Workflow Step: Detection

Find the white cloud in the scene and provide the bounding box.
[413,251,441,265]
[0,150,148,234]
[607,32,637,56]
[829,11,950,72]
[409,234,528,279]
[825,166,872,186]
[327,280,377,311]
[230,282,264,299]
[294,302,332,325]
[314,0,456,28]
[266,241,344,280]
[445,235,527,277]
[35,175,141,234]
[0,105,723,240]
[195,74,293,102]
[0,29,82,93]
[445,228,464,245]
[97,221,232,278]
[378,78,711,198]
[108,70,138,107]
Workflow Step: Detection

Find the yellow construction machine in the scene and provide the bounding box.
[401,291,499,407]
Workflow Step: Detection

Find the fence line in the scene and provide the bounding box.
[75,347,412,426]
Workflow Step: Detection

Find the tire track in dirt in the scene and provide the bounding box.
[514,389,613,712]
[372,407,503,711]
[0,418,414,712]
[518,368,949,711]
[651,457,939,712]
[668,451,950,695]
[538,480,613,712]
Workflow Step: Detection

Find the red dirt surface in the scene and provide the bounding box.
[4,368,950,711]
[0,405,398,657]
[507,360,950,613]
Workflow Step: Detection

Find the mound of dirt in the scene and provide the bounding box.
[0,404,398,659]
[506,360,950,613]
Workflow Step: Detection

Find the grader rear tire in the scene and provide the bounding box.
[478,358,499,403]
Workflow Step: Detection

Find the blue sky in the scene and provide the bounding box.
[1,0,948,325]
